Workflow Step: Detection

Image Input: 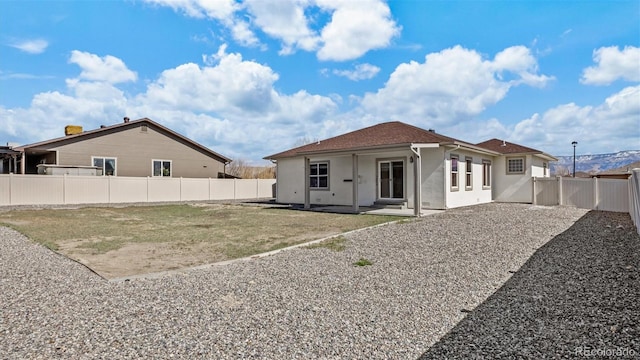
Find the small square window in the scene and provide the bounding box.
[507,157,525,174]
[152,159,172,177]
[310,162,329,190]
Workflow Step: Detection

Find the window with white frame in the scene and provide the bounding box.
[310,162,329,189]
[450,155,459,190]
[153,160,172,177]
[482,160,491,188]
[92,156,117,176]
[507,157,525,174]
[465,157,473,190]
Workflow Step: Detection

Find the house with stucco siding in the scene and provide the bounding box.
[265,121,555,215]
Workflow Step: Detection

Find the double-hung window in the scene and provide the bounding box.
[482,160,491,188]
[92,156,117,176]
[450,155,459,191]
[507,157,525,174]
[465,158,473,190]
[153,160,172,177]
[310,162,329,190]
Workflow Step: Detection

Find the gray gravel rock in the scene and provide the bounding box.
[419,210,640,359]
[3,203,634,359]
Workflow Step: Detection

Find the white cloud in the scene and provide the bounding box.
[510,85,640,154]
[143,45,279,113]
[145,0,399,61]
[581,46,640,85]
[360,45,552,126]
[9,39,49,54]
[69,51,137,84]
[143,0,237,20]
[492,46,553,87]
[315,0,400,61]
[0,72,55,80]
[244,0,319,54]
[333,63,380,81]
[1,45,339,161]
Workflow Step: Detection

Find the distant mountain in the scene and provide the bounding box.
[551,150,640,175]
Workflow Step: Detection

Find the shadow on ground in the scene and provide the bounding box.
[419,211,640,359]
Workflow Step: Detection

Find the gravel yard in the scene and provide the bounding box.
[1,203,637,359]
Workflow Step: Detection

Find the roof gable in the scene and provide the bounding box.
[16,118,231,163]
[265,121,464,159]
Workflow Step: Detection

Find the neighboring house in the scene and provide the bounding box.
[8,117,231,178]
[0,145,21,174]
[264,121,556,215]
[593,160,640,179]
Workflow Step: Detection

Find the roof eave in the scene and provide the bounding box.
[15,118,232,163]
[266,143,432,159]
[442,142,502,156]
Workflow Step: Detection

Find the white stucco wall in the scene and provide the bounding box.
[275,157,305,204]
[420,148,445,209]
[493,154,534,203]
[444,150,494,208]
[274,149,415,207]
[530,156,551,178]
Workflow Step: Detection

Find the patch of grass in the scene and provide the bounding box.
[353,257,373,267]
[0,204,399,276]
[42,240,59,251]
[76,238,128,254]
[305,235,347,252]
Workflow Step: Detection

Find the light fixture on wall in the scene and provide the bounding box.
[409,156,414,163]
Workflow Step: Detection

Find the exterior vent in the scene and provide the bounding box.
[65,125,83,136]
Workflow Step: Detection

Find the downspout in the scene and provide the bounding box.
[223,161,231,178]
[411,146,421,216]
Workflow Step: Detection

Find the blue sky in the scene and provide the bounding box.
[1,0,638,163]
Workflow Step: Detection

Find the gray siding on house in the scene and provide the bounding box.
[33,123,226,178]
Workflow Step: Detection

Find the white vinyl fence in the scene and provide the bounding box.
[0,174,276,206]
[533,176,629,212]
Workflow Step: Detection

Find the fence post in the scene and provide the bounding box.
[63,174,67,204]
[558,176,563,206]
[593,177,599,210]
[9,173,12,205]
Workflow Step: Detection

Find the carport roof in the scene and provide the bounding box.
[264,121,479,159]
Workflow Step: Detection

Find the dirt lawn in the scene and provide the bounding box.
[0,203,399,279]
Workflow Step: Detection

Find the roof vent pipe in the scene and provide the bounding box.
[124,117,130,123]
[501,140,506,146]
